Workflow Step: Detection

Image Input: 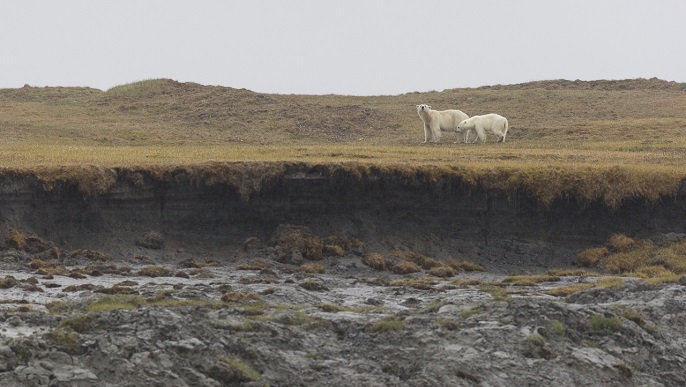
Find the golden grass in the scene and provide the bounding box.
[607,234,636,253]
[547,283,593,297]
[387,277,438,290]
[219,356,261,382]
[502,275,561,286]
[390,261,422,275]
[575,233,686,282]
[389,250,445,270]
[577,247,609,267]
[450,278,482,287]
[137,265,173,277]
[362,253,385,270]
[299,262,325,274]
[426,266,457,278]
[221,292,263,303]
[447,259,485,272]
[275,226,323,261]
[545,269,600,277]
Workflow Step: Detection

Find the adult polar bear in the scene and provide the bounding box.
[416,104,470,143]
[456,113,509,143]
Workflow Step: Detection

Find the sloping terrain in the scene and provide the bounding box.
[2,77,685,147]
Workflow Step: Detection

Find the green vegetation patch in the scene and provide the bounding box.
[502,275,561,286]
[219,356,261,383]
[371,316,405,333]
[589,314,622,331]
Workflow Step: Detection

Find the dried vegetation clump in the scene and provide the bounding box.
[299,262,325,274]
[361,253,385,270]
[390,261,422,275]
[7,229,52,253]
[221,292,263,303]
[360,249,482,279]
[236,259,272,271]
[271,225,366,264]
[577,234,686,282]
[273,225,324,261]
[179,258,221,269]
[371,316,405,333]
[137,231,164,250]
[137,265,173,277]
[502,275,561,286]
[577,247,609,267]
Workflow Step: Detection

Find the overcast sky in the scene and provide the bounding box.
[1,1,684,95]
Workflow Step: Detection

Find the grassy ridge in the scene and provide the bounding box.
[1,78,685,206]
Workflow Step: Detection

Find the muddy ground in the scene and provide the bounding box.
[0,166,685,386]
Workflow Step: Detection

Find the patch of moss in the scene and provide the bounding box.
[298,280,329,292]
[86,295,141,313]
[221,292,263,303]
[59,315,96,333]
[372,316,405,333]
[548,283,595,297]
[387,277,437,290]
[450,278,481,287]
[137,265,173,277]
[589,313,622,331]
[502,275,561,286]
[219,356,261,382]
[44,328,80,353]
[459,307,482,319]
[479,284,511,301]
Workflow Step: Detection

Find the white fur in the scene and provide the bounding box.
[456,114,509,143]
[416,104,470,143]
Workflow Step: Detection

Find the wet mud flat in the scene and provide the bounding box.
[0,243,685,386]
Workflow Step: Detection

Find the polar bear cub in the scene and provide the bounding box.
[456,114,509,143]
[416,104,470,143]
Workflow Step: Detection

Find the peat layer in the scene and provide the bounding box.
[0,163,684,273]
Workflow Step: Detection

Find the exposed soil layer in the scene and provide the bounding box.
[0,163,684,273]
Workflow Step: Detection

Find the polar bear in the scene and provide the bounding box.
[456,114,509,143]
[416,104,470,143]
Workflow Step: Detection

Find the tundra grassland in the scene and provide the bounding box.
[1,78,685,208]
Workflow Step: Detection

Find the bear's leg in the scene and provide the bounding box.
[476,125,487,143]
[423,123,430,143]
[461,129,470,143]
[431,124,441,142]
[467,129,478,143]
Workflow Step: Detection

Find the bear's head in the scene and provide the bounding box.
[416,104,431,113]
[456,118,471,133]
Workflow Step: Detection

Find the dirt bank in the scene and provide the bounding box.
[0,162,684,273]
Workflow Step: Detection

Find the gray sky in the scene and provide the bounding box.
[1,0,684,95]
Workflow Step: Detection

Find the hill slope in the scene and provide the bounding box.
[2,78,685,148]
